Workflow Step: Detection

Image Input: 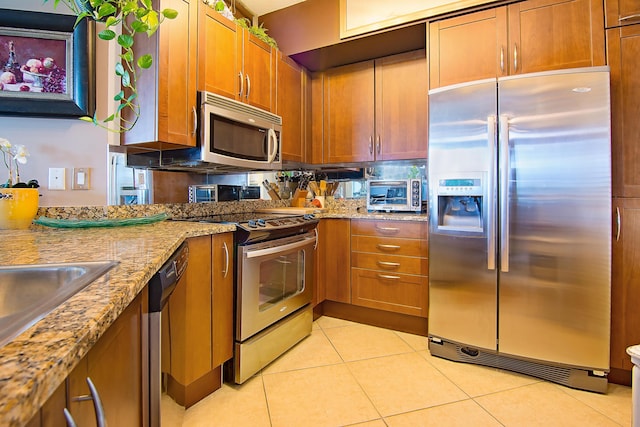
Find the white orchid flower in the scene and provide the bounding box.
[0,138,10,151]
[13,145,29,164]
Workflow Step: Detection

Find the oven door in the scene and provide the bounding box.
[236,231,316,341]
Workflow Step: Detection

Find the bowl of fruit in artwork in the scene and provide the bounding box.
[0,57,66,94]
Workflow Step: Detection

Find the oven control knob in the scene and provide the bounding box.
[257,219,266,227]
[247,220,258,228]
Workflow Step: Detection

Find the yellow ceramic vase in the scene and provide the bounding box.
[0,188,39,230]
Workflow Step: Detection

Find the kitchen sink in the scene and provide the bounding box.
[0,260,119,348]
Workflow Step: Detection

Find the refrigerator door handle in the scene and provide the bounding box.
[499,114,510,272]
[487,114,497,270]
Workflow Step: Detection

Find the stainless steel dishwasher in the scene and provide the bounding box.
[148,241,189,427]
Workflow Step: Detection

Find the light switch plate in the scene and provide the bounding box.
[72,167,90,190]
[48,168,65,190]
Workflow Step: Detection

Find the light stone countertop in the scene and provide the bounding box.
[0,220,234,427]
[0,205,427,426]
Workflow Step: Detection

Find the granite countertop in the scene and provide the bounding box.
[0,203,428,426]
[0,220,234,427]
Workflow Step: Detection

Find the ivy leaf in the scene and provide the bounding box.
[122,1,138,14]
[117,34,134,49]
[97,3,117,19]
[121,71,131,88]
[142,10,159,35]
[137,54,153,69]
[104,16,119,27]
[98,29,116,41]
[120,49,133,63]
[162,8,178,19]
[141,0,153,9]
[115,62,125,76]
[131,20,149,33]
[79,116,94,123]
[114,90,125,101]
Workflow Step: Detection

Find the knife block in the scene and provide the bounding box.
[290,190,308,207]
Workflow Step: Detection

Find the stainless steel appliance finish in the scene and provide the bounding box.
[367,179,423,212]
[427,67,612,393]
[148,242,189,427]
[188,184,240,203]
[177,212,318,384]
[200,91,282,170]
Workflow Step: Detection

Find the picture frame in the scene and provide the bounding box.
[0,8,95,118]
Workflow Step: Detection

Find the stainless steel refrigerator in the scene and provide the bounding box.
[427,67,611,393]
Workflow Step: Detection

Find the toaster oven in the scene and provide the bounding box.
[367,179,423,212]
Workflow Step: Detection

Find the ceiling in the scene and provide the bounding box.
[237,0,306,16]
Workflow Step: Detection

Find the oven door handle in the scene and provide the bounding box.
[245,236,317,259]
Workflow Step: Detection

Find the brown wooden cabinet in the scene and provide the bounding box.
[67,289,146,426]
[605,0,640,28]
[323,49,428,163]
[608,24,640,198]
[277,52,306,162]
[316,219,351,304]
[197,6,274,112]
[166,235,212,404]
[198,4,240,100]
[122,0,198,148]
[429,0,605,88]
[165,233,234,407]
[350,220,429,317]
[212,233,234,367]
[610,198,640,385]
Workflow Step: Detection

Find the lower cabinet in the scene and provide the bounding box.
[67,288,146,426]
[165,233,234,407]
[350,220,429,317]
[610,198,640,385]
[315,218,429,332]
[316,219,351,305]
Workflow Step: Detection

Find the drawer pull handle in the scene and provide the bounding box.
[377,244,401,250]
[378,274,400,280]
[375,226,400,233]
[620,13,640,21]
[377,261,400,268]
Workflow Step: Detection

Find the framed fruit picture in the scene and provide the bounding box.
[0,8,95,118]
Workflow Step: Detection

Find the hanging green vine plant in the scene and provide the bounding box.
[235,18,278,49]
[44,0,178,132]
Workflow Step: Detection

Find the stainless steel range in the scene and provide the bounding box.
[178,212,318,384]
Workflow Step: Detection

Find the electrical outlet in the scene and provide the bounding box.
[48,168,65,190]
[72,167,90,190]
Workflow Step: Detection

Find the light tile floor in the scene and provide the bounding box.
[163,316,633,427]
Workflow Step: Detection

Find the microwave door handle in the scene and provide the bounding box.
[267,128,278,163]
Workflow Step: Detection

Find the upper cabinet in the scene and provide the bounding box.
[429,0,606,88]
[198,4,239,100]
[606,0,640,28]
[198,7,275,112]
[608,24,640,198]
[277,52,306,163]
[323,49,428,163]
[122,0,199,147]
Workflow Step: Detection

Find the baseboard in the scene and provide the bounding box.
[166,366,222,408]
[319,300,428,336]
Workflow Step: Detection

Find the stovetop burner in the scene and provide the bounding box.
[175,212,319,244]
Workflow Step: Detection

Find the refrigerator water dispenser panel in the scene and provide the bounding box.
[435,177,484,232]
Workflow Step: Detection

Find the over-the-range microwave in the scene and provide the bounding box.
[126,92,282,172]
[200,91,282,170]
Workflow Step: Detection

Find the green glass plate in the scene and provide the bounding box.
[33,212,169,228]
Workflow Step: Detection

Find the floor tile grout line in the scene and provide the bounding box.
[549,382,628,427]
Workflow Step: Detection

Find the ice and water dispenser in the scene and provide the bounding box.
[434,176,484,232]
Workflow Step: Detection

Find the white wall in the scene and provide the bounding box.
[1,0,114,206]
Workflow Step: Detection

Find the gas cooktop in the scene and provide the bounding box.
[175,212,319,243]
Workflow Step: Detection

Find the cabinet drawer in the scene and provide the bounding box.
[351,268,428,317]
[351,219,428,239]
[352,235,428,257]
[351,252,428,276]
